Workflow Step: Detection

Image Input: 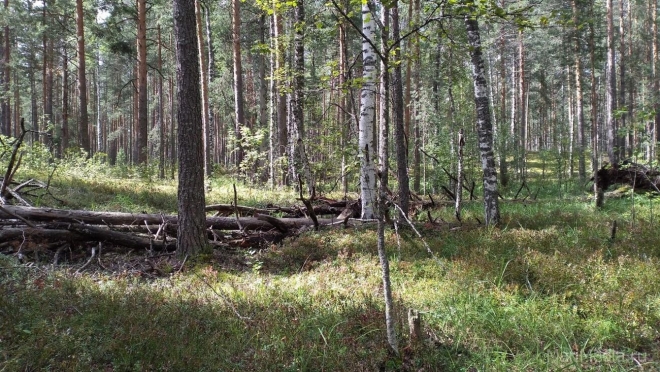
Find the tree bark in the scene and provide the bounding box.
[517,30,527,178]
[274,6,287,185]
[392,2,410,217]
[158,25,165,179]
[465,15,500,226]
[195,1,211,177]
[232,0,245,168]
[0,0,10,136]
[605,0,618,164]
[62,43,69,153]
[358,0,378,219]
[653,0,660,162]
[572,0,587,181]
[172,0,211,257]
[136,0,148,164]
[76,0,90,155]
[590,0,603,208]
[379,6,390,191]
[290,0,313,195]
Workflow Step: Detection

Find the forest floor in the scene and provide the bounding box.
[2,159,660,371]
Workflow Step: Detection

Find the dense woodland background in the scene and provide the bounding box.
[0,0,657,193]
[4,1,660,369]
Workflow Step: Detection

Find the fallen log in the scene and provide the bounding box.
[0,205,325,231]
[0,227,78,242]
[60,223,176,251]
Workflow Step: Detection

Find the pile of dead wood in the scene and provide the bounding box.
[593,160,660,192]
[0,199,365,258]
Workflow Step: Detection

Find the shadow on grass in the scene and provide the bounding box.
[0,261,469,372]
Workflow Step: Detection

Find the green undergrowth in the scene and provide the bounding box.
[2,154,660,370]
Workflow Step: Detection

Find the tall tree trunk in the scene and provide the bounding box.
[172,0,210,257]
[232,0,245,168]
[339,1,349,195]
[258,14,268,131]
[465,15,500,226]
[158,25,165,179]
[274,6,287,185]
[268,10,277,188]
[358,0,378,219]
[76,0,90,155]
[95,48,102,154]
[498,19,508,187]
[618,0,627,159]
[62,43,69,154]
[518,30,527,178]
[136,0,148,164]
[605,0,618,163]
[379,7,390,191]
[374,5,397,356]
[412,0,421,193]
[572,0,586,181]
[392,2,410,217]
[290,0,313,195]
[590,0,603,208]
[653,0,660,162]
[455,129,464,221]
[42,4,53,148]
[1,0,10,136]
[204,3,216,174]
[195,0,211,176]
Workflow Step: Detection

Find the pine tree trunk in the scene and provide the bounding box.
[465,16,500,226]
[195,0,211,177]
[76,0,90,155]
[158,25,165,179]
[172,0,210,258]
[61,43,69,154]
[268,10,276,188]
[339,2,349,195]
[274,7,287,185]
[605,0,618,164]
[590,0,603,208]
[232,0,245,168]
[42,6,53,148]
[653,0,660,162]
[0,0,10,136]
[204,4,216,172]
[136,0,148,164]
[618,0,627,159]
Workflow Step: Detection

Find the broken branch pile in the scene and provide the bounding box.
[0,199,362,260]
[594,161,660,192]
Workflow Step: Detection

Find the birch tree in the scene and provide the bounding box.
[465,14,500,226]
[358,0,377,219]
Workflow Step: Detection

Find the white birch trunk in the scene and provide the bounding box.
[359,1,377,219]
[465,16,500,226]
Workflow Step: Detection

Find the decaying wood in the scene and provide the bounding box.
[593,161,660,192]
[0,205,324,230]
[0,203,356,259]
